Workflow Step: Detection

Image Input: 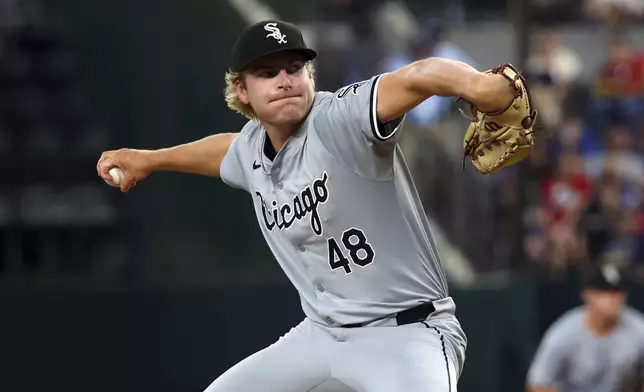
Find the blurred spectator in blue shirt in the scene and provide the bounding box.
[380,25,477,127]
[585,124,644,189]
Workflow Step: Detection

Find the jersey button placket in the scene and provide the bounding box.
[272,166,283,189]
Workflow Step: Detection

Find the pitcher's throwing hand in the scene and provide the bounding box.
[97,148,153,192]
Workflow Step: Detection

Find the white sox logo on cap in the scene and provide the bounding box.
[264,22,287,44]
[602,264,621,285]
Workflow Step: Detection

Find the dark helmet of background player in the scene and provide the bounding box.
[581,263,627,322]
[582,263,627,292]
[230,20,317,73]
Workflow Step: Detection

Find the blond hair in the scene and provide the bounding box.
[224,62,316,121]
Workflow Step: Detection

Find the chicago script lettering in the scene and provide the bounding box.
[256,172,329,236]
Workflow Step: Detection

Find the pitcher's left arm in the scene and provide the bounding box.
[375,57,515,124]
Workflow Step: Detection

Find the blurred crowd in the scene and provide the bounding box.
[521,29,644,278]
[0,0,131,277]
[531,0,644,24]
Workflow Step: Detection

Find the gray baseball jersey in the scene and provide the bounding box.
[220,75,454,328]
[527,306,644,392]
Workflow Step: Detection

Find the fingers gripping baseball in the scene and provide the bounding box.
[97,148,151,192]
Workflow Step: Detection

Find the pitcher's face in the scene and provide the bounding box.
[237,52,315,126]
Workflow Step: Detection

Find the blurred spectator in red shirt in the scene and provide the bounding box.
[597,35,644,97]
[531,153,592,269]
[541,153,592,228]
[593,32,644,133]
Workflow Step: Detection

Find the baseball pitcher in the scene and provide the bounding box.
[527,264,644,392]
[97,20,538,392]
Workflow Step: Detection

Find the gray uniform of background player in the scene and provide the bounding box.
[207,75,467,392]
[527,306,644,392]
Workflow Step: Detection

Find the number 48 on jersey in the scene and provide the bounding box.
[327,228,375,274]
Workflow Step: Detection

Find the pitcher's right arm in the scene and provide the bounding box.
[149,133,239,177]
[97,133,239,192]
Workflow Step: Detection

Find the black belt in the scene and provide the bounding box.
[341,302,436,328]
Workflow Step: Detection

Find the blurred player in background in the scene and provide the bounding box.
[526,263,644,392]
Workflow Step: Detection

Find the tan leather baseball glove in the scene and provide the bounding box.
[461,63,538,174]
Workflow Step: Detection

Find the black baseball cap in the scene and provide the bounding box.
[230,20,317,72]
[582,263,626,292]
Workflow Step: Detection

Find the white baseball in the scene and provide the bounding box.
[106,167,124,187]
